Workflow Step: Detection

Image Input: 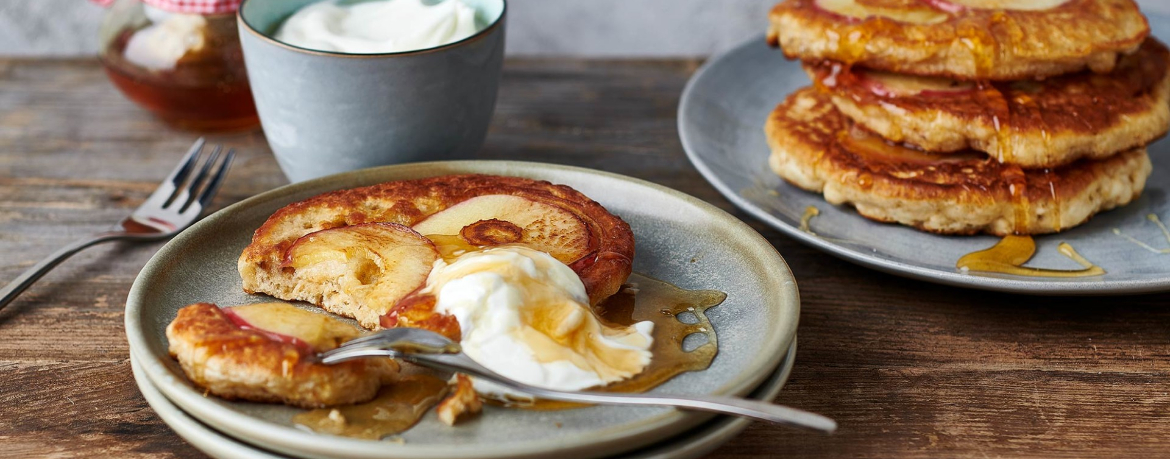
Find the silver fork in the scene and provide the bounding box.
[0,138,235,312]
[321,328,838,433]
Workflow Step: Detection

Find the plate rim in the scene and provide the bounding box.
[678,32,1170,296]
[128,339,798,459]
[125,160,801,459]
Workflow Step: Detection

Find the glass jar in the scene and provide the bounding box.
[98,0,259,132]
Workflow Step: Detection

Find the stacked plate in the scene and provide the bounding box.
[680,15,1170,295]
[125,161,803,459]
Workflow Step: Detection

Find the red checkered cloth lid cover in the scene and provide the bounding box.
[91,0,241,14]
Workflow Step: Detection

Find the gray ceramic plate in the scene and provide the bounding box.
[679,15,1170,295]
[125,161,800,459]
[129,339,797,459]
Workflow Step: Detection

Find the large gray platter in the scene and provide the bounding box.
[128,340,797,459]
[679,16,1170,295]
[125,161,800,459]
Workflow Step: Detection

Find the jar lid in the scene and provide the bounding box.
[91,0,242,14]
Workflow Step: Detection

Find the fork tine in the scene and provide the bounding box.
[341,331,400,347]
[178,144,222,213]
[151,138,206,207]
[167,137,207,186]
[195,148,235,209]
[321,348,399,364]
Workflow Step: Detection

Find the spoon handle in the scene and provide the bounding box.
[410,352,838,433]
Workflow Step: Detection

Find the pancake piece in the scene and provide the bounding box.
[166,303,398,408]
[803,39,1170,167]
[765,88,1152,235]
[239,175,635,329]
[768,0,1149,81]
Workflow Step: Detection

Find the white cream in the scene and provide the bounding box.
[123,6,207,70]
[424,246,654,399]
[274,0,482,54]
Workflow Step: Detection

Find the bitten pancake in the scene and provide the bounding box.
[765,88,1152,235]
[803,39,1170,167]
[239,175,635,329]
[768,0,1149,81]
[166,303,398,408]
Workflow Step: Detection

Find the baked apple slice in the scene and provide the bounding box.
[812,0,948,24]
[282,223,439,329]
[857,69,975,98]
[411,194,596,265]
[224,303,363,353]
[921,0,1071,12]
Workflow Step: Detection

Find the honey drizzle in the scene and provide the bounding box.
[800,206,821,234]
[503,273,726,410]
[293,374,449,440]
[424,234,483,262]
[1112,214,1170,254]
[978,80,1032,235]
[956,235,1104,278]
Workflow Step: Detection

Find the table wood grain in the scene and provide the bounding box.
[2,57,1170,458]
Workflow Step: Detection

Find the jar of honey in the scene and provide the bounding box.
[97,0,259,131]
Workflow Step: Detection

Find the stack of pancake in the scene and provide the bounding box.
[763,0,1167,235]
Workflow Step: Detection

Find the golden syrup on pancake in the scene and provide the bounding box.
[838,126,980,164]
[1112,214,1170,254]
[816,1,948,63]
[957,22,997,79]
[979,81,1033,235]
[818,62,847,92]
[956,235,1104,277]
[503,273,726,410]
[838,25,873,64]
[425,234,482,262]
[856,172,874,190]
[1002,164,1030,234]
[1043,169,1062,232]
[800,206,821,234]
[294,374,449,440]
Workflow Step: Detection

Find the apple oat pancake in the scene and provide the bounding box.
[802,39,1170,168]
[768,0,1149,81]
[166,302,398,408]
[239,175,635,329]
[765,88,1152,235]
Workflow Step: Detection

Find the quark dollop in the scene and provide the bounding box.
[423,246,654,399]
[275,0,482,54]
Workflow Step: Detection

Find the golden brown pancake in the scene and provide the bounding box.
[239,175,635,329]
[768,0,1149,81]
[765,88,1152,235]
[166,303,398,408]
[802,38,1170,167]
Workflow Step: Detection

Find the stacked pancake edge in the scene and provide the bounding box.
[764,0,1166,236]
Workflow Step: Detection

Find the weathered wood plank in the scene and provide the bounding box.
[2,57,1170,458]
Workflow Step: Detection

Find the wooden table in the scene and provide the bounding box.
[3,57,1170,458]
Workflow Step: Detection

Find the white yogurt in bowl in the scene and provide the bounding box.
[274,0,485,54]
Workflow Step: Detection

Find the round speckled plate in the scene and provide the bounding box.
[129,339,797,459]
[125,161,800,459]
[679,15,1170,295]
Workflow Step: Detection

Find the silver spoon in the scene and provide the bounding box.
[320,328,837,433]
